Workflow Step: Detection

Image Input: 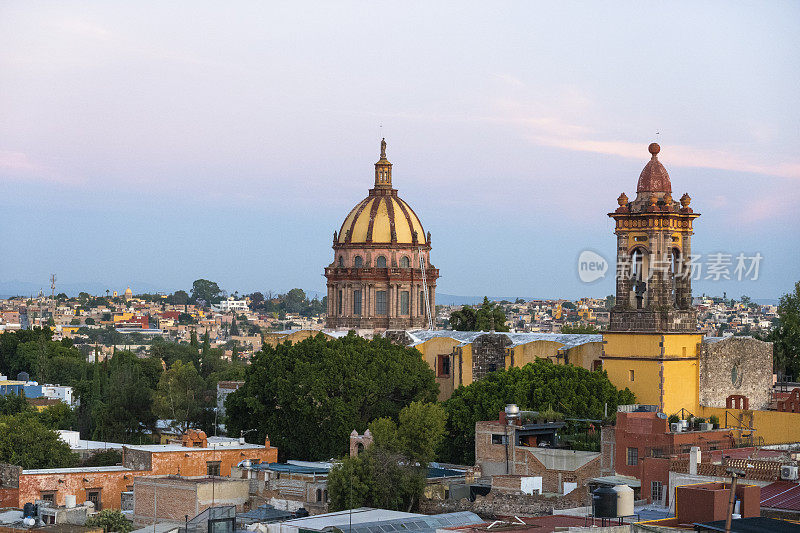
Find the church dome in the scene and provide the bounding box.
[335,138,427,246]
[637,143,672,194]
[338,194,426,245]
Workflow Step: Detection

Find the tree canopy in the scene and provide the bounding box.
[449,297,509,332]
[769,280,800,379]
[0,413,78,469]
[225,333,438,460]
[439,359,635,464]
[191,279,223,305]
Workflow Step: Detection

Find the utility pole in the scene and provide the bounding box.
[724,468,745,533]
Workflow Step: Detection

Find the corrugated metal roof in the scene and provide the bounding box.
[406,330,602,349]
[334,511,482,533]
[760,480,800,511]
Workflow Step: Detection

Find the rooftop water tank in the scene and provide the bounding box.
[614,484,634,517]
[592,486,617,518]
[65,495,76,509]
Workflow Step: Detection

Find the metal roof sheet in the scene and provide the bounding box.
[760,480,800,511]
[406,330,602,349]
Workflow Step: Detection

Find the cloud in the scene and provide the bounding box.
[530,136,800,180]
[0,150,80,185]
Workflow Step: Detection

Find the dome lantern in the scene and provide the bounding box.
[374,138,393,190]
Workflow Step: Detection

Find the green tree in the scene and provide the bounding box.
[450,298,509,332]
[0,413,78,469]
[85,509,133,533]
[169,290,190,305]
[284,288,307,314]
[440,359,635,464]
[327,447,426,512]
[153,361,205,432]
[769,281,800,378]
[226,333,438,460]
[81,449,123,467]
[0,393,31,415]
[90,352,158,442]
[37,402,78,430]
[396,401,446,464]
[190,279,223,305]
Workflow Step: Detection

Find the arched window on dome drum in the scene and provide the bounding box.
[376,256,387,268]
[338,256,344,267]
[354,256,363,268]
[400,256,410,268]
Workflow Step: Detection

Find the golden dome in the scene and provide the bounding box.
[338,194,426,245]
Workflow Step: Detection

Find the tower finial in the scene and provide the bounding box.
[374,138,392,190]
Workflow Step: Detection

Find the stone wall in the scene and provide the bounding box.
[472,334,511,381]
[698,337,773,410]
[0,464,21,488]
[418,491,585,518]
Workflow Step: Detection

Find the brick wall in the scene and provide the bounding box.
[133,477,198,526]
[14,444,277,511]
[698,337,772,410]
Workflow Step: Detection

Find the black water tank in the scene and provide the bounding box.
[294,508,309,518]
[23,502,37,518]
[17,371,30,382]
[592,486,617,518]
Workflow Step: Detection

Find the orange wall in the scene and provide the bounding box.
[16,445,277,511]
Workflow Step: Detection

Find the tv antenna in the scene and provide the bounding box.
[50,274,57,298]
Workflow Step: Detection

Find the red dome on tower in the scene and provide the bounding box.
[636,143,671,194]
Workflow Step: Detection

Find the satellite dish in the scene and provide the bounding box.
[657,412,667,419]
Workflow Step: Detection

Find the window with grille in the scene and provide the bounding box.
[400,291,409,315]
[376,291,387,316]
[400,256,410,268]
[353,290,362,315]
[87,489,101,510]
[651,481,663,502]
[376,256,387,268]
[354,256,363,268]
[626,447,638,466]
[207,461,221,476]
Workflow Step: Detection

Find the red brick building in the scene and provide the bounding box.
[475,412,601,496]
[607,410,735,504]
[0,431,277,511]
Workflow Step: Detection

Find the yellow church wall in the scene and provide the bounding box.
[662,334,703,357]
[413,337,460,374]
[603,333,663,358]
[602,358,663,408]
[507,341,563,369]
[566,343,603,370]
[661,359,699,415]
[460,343,474,388]
[698,406,800,445]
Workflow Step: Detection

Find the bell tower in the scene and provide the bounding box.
[601,143,704,415]
[608,143,700,332]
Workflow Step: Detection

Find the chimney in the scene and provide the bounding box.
[689,446,701,475]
